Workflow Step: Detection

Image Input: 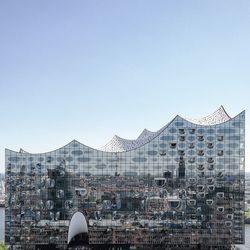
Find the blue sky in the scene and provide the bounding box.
[0,0,249,172]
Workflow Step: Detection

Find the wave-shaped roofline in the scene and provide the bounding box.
[6,106,244,155]
[99,106,235,152]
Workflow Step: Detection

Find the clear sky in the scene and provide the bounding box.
[0,1,249,172]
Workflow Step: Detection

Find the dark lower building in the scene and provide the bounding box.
[5,106,245,249]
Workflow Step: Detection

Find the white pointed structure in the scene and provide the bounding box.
[67,212,88,244]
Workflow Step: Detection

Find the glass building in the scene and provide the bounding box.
[5,106,245,249]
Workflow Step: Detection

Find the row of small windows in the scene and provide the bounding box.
[8,146,241,166]
[161,135,225,142]
[172,123,242,132]
[7,136,243,163]
[173,150,224,157]
[6,161,239,176]
[8,152,239,170]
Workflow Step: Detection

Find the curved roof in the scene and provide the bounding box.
[184,105,231,125]
[9,106,236,155]
[99,106,231,152]
[137,129,156,140]
[99,134,158,152]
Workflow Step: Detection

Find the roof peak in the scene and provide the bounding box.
[184,106,231,125]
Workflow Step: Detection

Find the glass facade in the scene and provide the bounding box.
[5,108,245,249]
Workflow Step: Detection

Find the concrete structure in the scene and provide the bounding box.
[5,106,245,249]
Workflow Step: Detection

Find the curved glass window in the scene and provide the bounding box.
[124,171,138,176]
[216,164,225,170]
[216,172,224,178]
[232,121,243,127]
[46,178,55,188]
[168,127,177,133]
[160,135,176,141]
[227,135,240,140]
[197,128,205,134]
[187,135,195,142]
[46,200,54,210]
[225,150,234,156]
[46,156,53,163]
[197,135,204,141]
[8,156,20,162]
[77,157,90,162]
[206,200,213,206]
[188,157,195,163]
[132,157,147,163]
[146,150,158,156]
[35,212,41,222]
[207,142,213,149]
[187,165,195,170]
[178,143,185,149]
[207,177,214,184]
[56,190,64,198]
[65,200,73,209]
[37,157,44,162]
[208,185,215,192]
[197,157,205,163]
[207,165,214,171]
[56,157,65,162]
[159,150,166,156]
[179,136,185,141]
[198,171,205,178]
[206,150,214,156]
[197,165,204,171]
[187,150,195,156]
[217,158,237,164]
[59,150,69,154]
[39,200,44,209]
[71,150,83,156]
[49,212,54,220]
[178,150,185,156]
[207,157,214,163]
[206,136,214,142]
[217,135,224,141]
[227,143,239,149]
[58,169,65,177]
[217,150,223,156]
[197,150,204,156]
[217,207,224,213]
[71,141,80,147]
[65,156,73,162]
[168,150,176,156]
[159,143,167,148]
[217,128,235,134]
[95,164,107,169]
[55,212,60,221]
[175,121,184,127]
[179,129,185,134]
[188,177,196,184]
[130,165,139,169]
[169,143,177,149]
[197,143,204,148]
[216,143,224,149]
[228,165,239,170]
[206,128,215,134]
[189,129,195,134]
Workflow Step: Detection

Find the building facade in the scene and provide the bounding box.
[5,107,245,249]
